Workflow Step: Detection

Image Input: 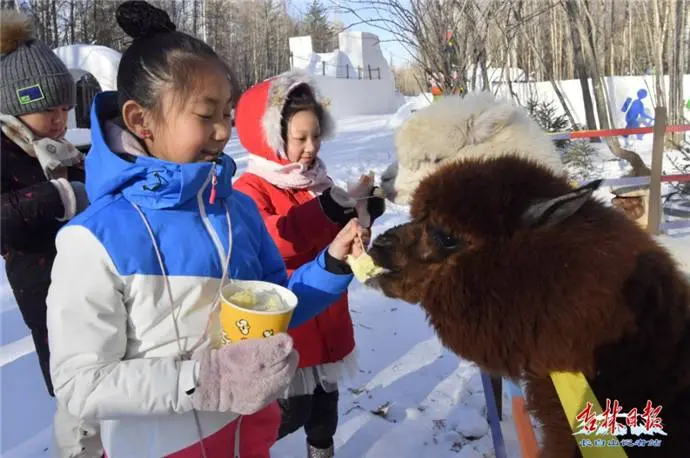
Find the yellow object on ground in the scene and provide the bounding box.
[550,371,628,458]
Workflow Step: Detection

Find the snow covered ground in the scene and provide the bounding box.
[1,112,689,458]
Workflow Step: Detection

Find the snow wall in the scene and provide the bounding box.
[54,44,121,130]
[53,44,121,91]
[493,74,690,129]
[290,31,404,118]
[390,75,690,130]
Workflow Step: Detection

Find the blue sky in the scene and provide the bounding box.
[288,0,415,67]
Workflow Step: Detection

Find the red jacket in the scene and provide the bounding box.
[233,71,355,368]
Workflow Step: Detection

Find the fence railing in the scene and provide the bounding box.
[549,122,690,235]
[289,53,382,80]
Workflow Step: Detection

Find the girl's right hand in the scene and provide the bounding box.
[327,218,366,261]
[191,333,298,414]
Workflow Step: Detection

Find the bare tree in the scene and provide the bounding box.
[668,0,687,144]
[641,0,672,107]
[562,0,612,132]
[335,0,478,94]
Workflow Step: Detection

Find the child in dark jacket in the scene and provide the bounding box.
[0,9,99,457]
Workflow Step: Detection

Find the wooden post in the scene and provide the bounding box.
[647,107,667,235]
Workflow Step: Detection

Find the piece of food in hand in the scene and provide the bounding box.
[346,252,387,283]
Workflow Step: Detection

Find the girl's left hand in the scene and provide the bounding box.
[328,218,367,261]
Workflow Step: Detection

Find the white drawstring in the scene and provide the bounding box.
[130,202,186,357]
[184,200,233,355]
[130,195,234,458]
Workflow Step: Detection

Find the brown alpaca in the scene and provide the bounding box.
[367,155,690,458]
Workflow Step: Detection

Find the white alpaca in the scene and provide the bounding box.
[381,92,564,204]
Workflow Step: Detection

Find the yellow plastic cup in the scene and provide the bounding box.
[219,280,297,343]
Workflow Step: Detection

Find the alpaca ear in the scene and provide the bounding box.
[468,105,518,145]
[521,179,603,229]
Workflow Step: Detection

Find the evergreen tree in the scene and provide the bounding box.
[303,0,333,53]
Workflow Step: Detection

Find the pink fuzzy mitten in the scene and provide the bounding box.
[191,333,298,415]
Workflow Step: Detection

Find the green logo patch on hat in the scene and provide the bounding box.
[16,84,45,105]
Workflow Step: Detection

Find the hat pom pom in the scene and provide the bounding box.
[1,10,33,55]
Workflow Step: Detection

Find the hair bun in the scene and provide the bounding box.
[116,1,176,40]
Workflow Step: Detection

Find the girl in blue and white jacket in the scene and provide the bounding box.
[46,2,365,457]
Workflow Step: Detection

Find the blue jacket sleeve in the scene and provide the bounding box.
[258,217,353,328]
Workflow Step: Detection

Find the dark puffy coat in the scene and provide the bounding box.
[1,131,85,395]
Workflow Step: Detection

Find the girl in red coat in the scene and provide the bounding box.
[234,70,385,457]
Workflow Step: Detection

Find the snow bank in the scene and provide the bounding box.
[312,76,405,118]
[53,44,121,92]
[389,93,433,128]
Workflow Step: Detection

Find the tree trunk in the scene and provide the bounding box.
[563,0,612,131]
[668,0,686,144]
[192,0,199,36]
[563,0,649,171]
[69,0,75,44]
[50,0,58,46]
[506,0,578,128]
[650,0,668,106]
[565,15,597,130]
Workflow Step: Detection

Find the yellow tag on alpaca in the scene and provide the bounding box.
[346,252,387,283]
[550,372,628,458]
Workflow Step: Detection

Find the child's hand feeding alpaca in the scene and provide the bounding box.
[346,232,387,283]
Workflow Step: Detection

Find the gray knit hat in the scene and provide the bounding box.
[1,10,75,116]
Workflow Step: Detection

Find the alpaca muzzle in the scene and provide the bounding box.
[369,226,405,271]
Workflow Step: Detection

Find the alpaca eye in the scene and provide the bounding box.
[429,227,460,250]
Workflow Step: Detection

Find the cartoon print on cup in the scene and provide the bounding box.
[236,318,251,336]
[262,329,275,338]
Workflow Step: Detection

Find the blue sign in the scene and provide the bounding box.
[621,89,655,142]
